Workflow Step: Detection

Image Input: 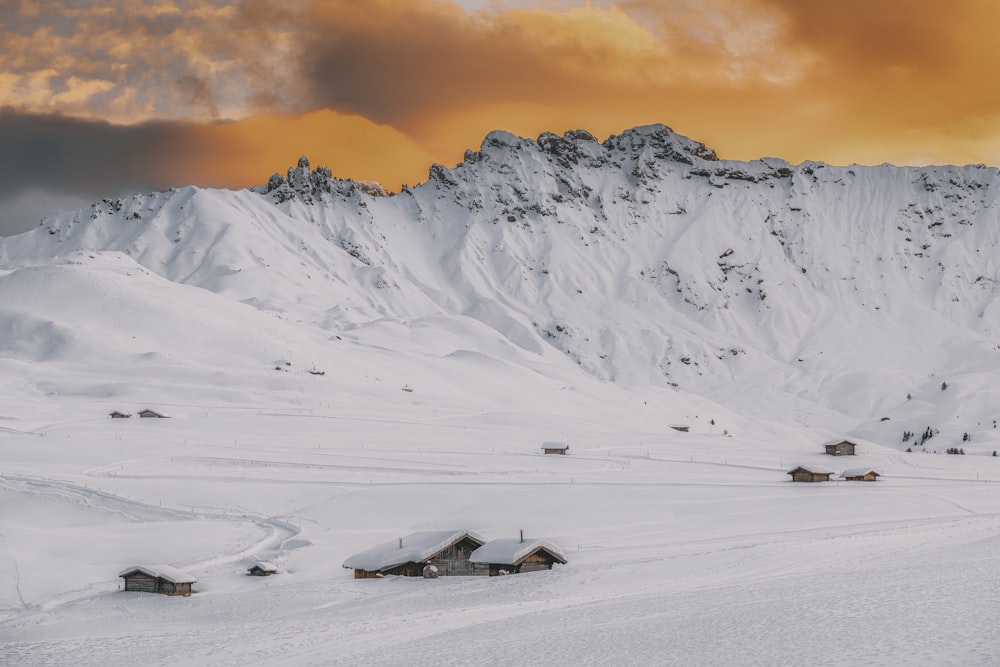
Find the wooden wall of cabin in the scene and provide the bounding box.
[519,552,555,573]
[426,537,486,576]
[171,582,192,596]
[123,574,157,593]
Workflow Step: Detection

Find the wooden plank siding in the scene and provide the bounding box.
[123,573,157,593]
[121,574,193,596]
[824,441,856,456]
[425,536,486,576]
[788,469,832,483]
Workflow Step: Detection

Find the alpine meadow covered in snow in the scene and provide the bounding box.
[2,125,1000,665]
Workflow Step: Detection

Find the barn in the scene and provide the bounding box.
[823,439,857,456]
[343,530,488,579]
[247,561,278,576]
[138,409,168,418]
[109,411,131,419]
[470,537,567,576]
[119,564,196,596]
[841,467,881,482]
[541,442,569,455]
[786,465,834,483]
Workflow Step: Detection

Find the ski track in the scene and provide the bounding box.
[0,474,302,615]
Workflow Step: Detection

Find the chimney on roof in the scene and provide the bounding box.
[520,529,524,543]
[399,537,403,549]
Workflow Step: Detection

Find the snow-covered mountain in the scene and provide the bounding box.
[4,123,1000,451]
[4,125,1000,666]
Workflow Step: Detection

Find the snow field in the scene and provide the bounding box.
[2,407,999,665]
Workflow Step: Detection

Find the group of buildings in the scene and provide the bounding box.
[119,531,566,596]
[118,437,883,597]
[119,561,277,596]
[786,439,881,482]
[109,409,169,419]
[341,529,567,579]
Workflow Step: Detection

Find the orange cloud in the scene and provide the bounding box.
[178,110,436,190]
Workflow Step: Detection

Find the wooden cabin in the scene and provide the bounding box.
[542,441,569,455]
[343,530,488,579]
[786,465,834,483]
[138,409,168,419]
[840,467,881,482]
[109,411,131,419]
[247,561,278,576]
[470,537,567,576]
[823,439,857,456]
[119,564,196,596]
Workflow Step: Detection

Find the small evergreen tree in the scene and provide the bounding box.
[941,381,948,391]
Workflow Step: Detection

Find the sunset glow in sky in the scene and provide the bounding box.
[3,0,1000,234]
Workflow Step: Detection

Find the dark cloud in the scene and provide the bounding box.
[284,0,662,128]
[0,108,208,236]
[0,108,202,193]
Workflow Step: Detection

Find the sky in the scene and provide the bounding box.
[2,0,1000,235]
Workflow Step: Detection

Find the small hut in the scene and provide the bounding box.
[119,564,196,596]
[668,424,690,433]
[823,439,857,456]
[542,442,569,455]
[109,411,131,419]
[138,409,168,419]
[343,530,488,579]
[247,561,278,576]
[470,536,567,576]
[840,467,881,482]
[786,465,834,483]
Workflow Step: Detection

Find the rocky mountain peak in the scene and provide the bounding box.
[255,156,386,203]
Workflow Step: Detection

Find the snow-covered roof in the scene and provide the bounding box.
[118,564,197,584]
[542,441,568,448]
[249,561,278,573]
[840,467,879,478]
[470,538,567,566]
[787,464,834,474]
[342,530,488,572]
[822,438,856,446]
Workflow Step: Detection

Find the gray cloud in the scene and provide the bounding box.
[0,108,206,236]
